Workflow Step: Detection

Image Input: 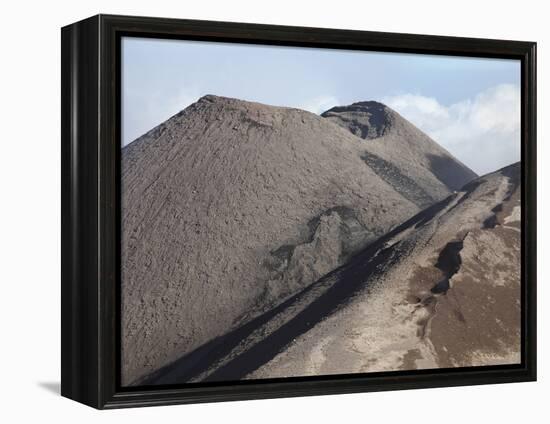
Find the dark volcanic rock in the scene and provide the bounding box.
[321,101,392,139]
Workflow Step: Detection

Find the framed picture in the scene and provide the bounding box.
[61,14,537,409]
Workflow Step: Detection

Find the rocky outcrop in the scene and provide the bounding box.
[321,101,392,139]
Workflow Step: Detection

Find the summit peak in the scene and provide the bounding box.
[321,100,394,139]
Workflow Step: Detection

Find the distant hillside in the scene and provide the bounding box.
[322,101,478,206]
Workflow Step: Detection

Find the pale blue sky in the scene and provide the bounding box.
[122,37,521,174]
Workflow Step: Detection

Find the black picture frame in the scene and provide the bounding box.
[61,14,537,409]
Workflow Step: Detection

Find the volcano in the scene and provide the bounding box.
[121,95,478,385]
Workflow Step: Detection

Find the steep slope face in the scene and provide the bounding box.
[241,163,520,380]
[322,101,478,207]
[142,163,520,385]
[121,95,423,385]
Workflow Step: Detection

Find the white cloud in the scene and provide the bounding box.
[298,96,340,115]
[382,84,520,175]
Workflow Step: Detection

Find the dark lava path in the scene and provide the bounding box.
[430,236,467,295]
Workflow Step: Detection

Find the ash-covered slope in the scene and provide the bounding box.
[322,101,478,206]
[244,163,521,380]
[142,163,520,385]
[121,95,425,385]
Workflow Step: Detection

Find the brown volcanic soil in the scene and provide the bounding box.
[427,177,521,367]
[322,101,478,206]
